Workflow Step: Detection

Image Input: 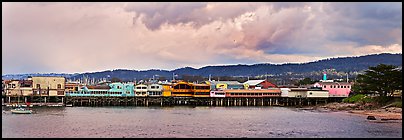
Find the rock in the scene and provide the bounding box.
[367,116,377,120]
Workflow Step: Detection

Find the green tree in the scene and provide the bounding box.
[296,78,314,86]
[354,64,402,96]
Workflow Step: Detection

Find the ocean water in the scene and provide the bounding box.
[2,106,402,138]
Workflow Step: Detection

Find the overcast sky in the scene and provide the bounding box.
[2,2,402,74]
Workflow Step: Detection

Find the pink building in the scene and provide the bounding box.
[313,82,351,97]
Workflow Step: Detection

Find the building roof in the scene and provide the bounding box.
[135,84,148,87]
[209,81,242,85]
[87,85,110,89]
[224,89,281,93]
[316,82,351,85]
[243,80,265,86]
[193,84,210,86]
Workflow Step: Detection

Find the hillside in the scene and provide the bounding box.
[70,53,402,81]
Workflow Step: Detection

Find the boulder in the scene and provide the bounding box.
[367,116,377,120]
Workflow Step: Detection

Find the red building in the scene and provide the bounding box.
[243,80,278,89]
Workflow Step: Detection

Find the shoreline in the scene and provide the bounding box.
[300,102,402,121]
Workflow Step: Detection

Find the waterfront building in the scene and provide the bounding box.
[171,81,193,97]
[135,84,148,96]
[224,89,281,98]
[313,82,351,97]
[32,76,65,97]
[208,81,244,90]
[147,84,163,96]
[109,82,135,96]
[210,90,226,97]
[243,80,278,89]
[192,83,210,97]
[162,83,173,97]
[5,80,33,97]
[280,88,290,97]
[65,82,82,92]
[2,80,5,96]
[85,85,110,96]
[287,88,329,98]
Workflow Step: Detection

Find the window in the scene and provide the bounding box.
[347,86,350,88]
[57,84,61,89]
[337,86,340,88]
[37,84,41,89]
[309,92,312,95]
[324,85,326,88]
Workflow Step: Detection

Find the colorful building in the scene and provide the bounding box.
[224,89,281,98]
[162,83,172,97]
[313,82,351,97]
[208,81,244,90]
[192,83,210,97]
[210,90,226,97]
[171,81,194,97]
[243,80,278,89]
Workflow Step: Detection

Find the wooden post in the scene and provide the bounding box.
[254,98,256,106]
[261,98,264,106]
[62,97,64,104]
[246,98,249,106]
[276,98,278,105]
[161,98,163,106]
[270,98,272,106]
[45,97,47,104]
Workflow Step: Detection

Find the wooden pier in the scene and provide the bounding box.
[2,95,344,107]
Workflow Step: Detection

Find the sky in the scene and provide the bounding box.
[2,2,402,74]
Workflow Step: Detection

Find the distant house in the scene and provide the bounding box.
[313,82,351,97]
[243,80,278,89]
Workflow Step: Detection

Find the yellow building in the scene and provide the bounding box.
[193,83,210,97]
[162,84,172,97]
[32,76,65,96]
[171,81,194,97]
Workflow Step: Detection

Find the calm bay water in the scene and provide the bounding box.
[2,106,402,138]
